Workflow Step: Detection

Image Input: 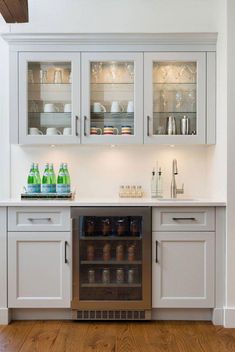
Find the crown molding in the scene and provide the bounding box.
[2,32,218,47]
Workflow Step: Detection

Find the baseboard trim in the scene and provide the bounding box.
[224,308,235,328]
[0,308,11,325]
[212,308,224,325]
[152,308,212,321]
[11,308,73,321]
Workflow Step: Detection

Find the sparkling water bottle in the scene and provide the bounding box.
[57,163,67,194]
[41,163,51,193]
[27,163,38,193]
[34,163,41,193]
[63,163,71,193]
[49,163,56,193]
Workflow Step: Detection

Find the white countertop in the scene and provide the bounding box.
[0,198,226,207]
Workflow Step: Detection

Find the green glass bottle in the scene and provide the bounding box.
[63,163,71,193]
[27,163,38,193]
[34,163,41,193]
[41,163,51,193]
[57,163,67,194]
[49,163,56,193]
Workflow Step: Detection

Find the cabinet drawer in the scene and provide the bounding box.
[8,207,71,232]
[152,207,215,232]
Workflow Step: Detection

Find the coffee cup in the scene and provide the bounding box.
[63,127,72,136]
[127,101,134,113]
[46,128,62,136]
[44,103,58,113]
[121,126,132,135]
[29,127,43,135]
[64,103,71,113]
[111,101,124,113]
[90,126,102,135]
[103,126,119,135]
[92,102,106,113]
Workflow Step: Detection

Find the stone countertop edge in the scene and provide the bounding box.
[0,198,227,207]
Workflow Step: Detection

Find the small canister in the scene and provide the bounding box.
[116,268,124,283]
[102,268,110,283]
[116,244,124,261]
[88,269,95,283]
[127,269,135,284]
[181,115,189,135]
[128,244,136,262]
[103,243,111,261]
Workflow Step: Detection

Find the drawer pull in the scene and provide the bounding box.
[172,217,196,221]
[28,217,52,222]
[155,240,158,263]
[65,241,68,264]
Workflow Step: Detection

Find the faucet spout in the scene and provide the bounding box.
[170,159,184,198]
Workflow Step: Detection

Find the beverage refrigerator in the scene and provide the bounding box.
[71,207,151,320]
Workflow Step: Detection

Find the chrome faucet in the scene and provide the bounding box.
[171,159,184,198]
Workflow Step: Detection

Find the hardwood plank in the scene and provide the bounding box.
[0,0,14,22]
[50,321,90,352]
[0,0,28,23]
[81,323,116,352]
[0,321,33,352]
[18,321,61,352]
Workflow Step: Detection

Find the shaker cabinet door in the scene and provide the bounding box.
[144,52,206,144]
[81,52,143,144]
[152,231,215,308]
[19,52,81,144]
[8,231,71,308]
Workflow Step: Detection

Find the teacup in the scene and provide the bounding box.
[44,103,58,113]
[103,126,119,135]
[127,101,134,113]
[111,101,124,113]
[92,102,106,113]
[63,127,72,135]
[29,127,43,135]
[46,128,62,136]
[90,126,102,135]
[64,103,71,113]
[121,126,132,135]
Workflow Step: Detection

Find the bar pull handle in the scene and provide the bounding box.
[155,240,158,263]
[64,241,68,264]
[172,217,196,221]
[147,116,150,136]
[28,217,52,222]
[75,115,79,136]
[84,116,87,136]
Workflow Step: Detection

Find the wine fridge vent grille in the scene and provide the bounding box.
[74,310,151,320]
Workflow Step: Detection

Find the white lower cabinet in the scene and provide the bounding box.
[8,231,71,308]
[152,231,215,308]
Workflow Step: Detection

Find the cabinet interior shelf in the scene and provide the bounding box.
[81,260,142,265]
[153,82,197,85]
[153,112,196,115]
[80,236,141,241]
[91,82,134,85]
[29,112,71,115]
[81,283,141,288]
[29,83,71,85]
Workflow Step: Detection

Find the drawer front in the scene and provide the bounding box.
[152,207,215,232]
[8,207,71,232]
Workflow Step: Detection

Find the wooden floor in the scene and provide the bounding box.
[0,321,235,352]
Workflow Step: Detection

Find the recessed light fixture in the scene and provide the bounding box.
[51,144,55,148]
[169,144,175,148]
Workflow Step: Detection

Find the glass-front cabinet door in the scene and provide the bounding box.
[19,52,80,144]
[144,52,206,144]
[81,53,143,144]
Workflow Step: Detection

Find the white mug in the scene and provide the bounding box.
[92,102,106,113]
[64,103,71,113]
[29,127,43,135]
[46,128,62,136]
[63,127,72,136]
[111,101,124,113]
[127,101,134,113]
[44,103,58,113]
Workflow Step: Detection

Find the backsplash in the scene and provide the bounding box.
[11,144,212,199]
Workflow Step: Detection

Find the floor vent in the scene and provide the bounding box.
[73,310,151,321]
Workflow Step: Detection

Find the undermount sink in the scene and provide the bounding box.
[157,198,196,201]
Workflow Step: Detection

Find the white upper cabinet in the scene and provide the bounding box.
[81,52,143,144]
[19,52,81,144]
[144,52,207,144]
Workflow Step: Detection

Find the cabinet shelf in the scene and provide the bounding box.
[153,82,197,85]
[81,260,142,265]
[81,283,141,288]
[80,236,141,241]
[29,83,71,86]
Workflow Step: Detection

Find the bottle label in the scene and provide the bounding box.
[57,184,68,194]
[41,184,53,193]
[27,184,39,194]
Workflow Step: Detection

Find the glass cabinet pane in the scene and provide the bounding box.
[27,62,72,136]
[90,61,135,137]
[78,215,143,301]
[153,61,197,136]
